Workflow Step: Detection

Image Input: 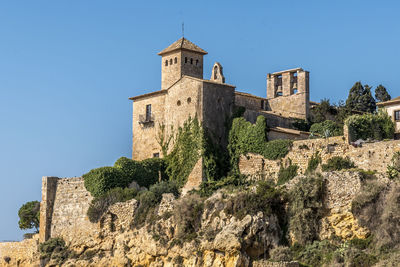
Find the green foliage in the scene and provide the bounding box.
[321,156,355,171]
[39,237,75,265]
[269,246,293,262]
[227,116,292,171]
[18,201,40,231]
[199,173,247,197]
[310,120,343,137]
[292,118,312,132]
[224,181,285,220]
[312,99,338,123]
[306,152,322,174]
[83,166,128,197]
[87,187,139,223]
[155,122,173,157]
[345,110,395,141]
[277,164,298,186]
[288,175,325,245]
[165,117,203,187]
[387,152,400,179]
[375,84,391,102]
[133,180,179,227]
[345,82,376,113]
[292,240,337,266]
[114,157,167,188]
[173,194,204,242]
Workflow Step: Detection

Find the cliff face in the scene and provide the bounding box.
[1,171,398,267]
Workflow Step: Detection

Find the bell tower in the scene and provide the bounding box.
[158,38,208,90]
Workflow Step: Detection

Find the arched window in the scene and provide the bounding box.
[170,58,173,65]
[174,57,177,64]
[177,100,181,106]
[190,58,193,64]
[185,57,188,63]
[187,97,191,103]
[165,60,168,66]
[196,59,199,65]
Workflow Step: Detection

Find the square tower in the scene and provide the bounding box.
[158,38,208,90]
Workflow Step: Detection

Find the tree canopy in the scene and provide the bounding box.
[375,84,391,102]
[18,201,40,232]
[345,82,376,113]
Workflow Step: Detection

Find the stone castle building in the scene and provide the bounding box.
[130,37,310,162]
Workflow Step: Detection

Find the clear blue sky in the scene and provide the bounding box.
[0,0,399,241]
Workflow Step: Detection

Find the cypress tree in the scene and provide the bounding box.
[375,84,391,102]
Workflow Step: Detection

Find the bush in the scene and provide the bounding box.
[305,152,322,174]
[133,180,179,227]
[322,156,355,171]
[18,201,40,231]
[269,246,293,262]
[277,164,298,186]
[83,166,128,197]
[199,173,247,197]
[224,181,285,220]
[39,237,75,264]
[173,194,204,241]
[387,152,400,179]
[114,157,167,188]
[345,111,395,141]
[310,120,343,137]
[292,240,336,266]
[288,175,325,245]
[87,187,139,223]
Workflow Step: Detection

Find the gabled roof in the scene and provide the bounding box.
[158,37,208,56]
[377,96,400,106]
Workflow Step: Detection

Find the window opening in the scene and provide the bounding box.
[185,57,188,63]
[153,153,160,158]
[170,59,173,65]
[395,110,400,121]
[174,57,177,64]
[146,104,152,121]
[190,58,193,64]
[165,60,168,66]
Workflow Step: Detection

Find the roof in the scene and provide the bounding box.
[129,90,168,101]
[270,127,310,135]
[235,91,266,100]
[158,37,208,56]
[377,96,400,106]
[271,68,304,75]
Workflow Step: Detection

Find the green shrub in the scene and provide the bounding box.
[173,194,204,242]
[39,237,75,264]
[269,246,293,262]
[87,187,139,223]
[199,173,247,197]
[345,110,395,141]
[349,236,373,250]
[310,120,343,137]
[224,181,285,220]
[114,157,167,188]
[83,166,128,197]
[133,180,179,227]
[277,164,298,186]
[292,240,336,266]
[306,152,322,174]
[288,175,325,245]
[387,152,400,179]
[18,201,40,231]
[263,140,293,160]
[322,156,355,171]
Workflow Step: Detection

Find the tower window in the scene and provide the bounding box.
[196,59,199,66]
[170,58,173,65]
[174,57,177,64]
[261,100,265,110]
[187,97,191,103]
[165,60,168,66]
[190,58,193,64]
[146,104,152,121]
[177,100,181,106]
[185,57,188,63]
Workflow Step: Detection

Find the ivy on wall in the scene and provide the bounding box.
[228,115,293,171]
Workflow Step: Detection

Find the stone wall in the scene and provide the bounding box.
[39,177,95,243]
[0,235,39,266]
[239,137,400,180]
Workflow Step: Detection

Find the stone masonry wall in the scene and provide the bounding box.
[39,177,95,243]
[239,137,400,181]
[0,235,39,266]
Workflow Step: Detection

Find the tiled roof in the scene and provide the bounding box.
[377,96,400,106]
[158,37,208,55]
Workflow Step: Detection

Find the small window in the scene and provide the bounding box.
[196,59,199,65]
[190,58,193,64]
[177,100,181,106]
[170,58,173,65]
[185,57,188,63]
[146,104,152,121]
[187,97,191,103]
[395,110,400,121]
[261,100,265,110]
[174,57,177,64]
[165,60,168,66]
[153,153,160,158]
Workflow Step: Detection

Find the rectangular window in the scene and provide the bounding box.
[146,104,152,121]
[395,110,400,121]
[153,153,160,158]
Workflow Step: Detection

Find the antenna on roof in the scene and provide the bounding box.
[182,22,184,38]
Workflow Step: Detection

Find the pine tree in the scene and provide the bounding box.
[345,82,376,113]
[360,85,376,113]
[375,84,391,102]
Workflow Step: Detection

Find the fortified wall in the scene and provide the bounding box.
[239,137,400,180]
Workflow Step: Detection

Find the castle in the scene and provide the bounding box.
[130,37,311,161]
